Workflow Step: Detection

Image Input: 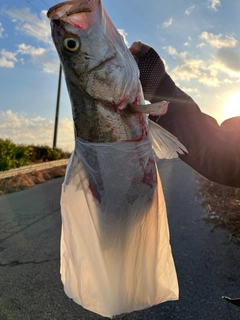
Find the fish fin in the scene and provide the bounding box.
[129,101,168,116]
[149,119,188,159]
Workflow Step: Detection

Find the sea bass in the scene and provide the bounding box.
[47,0,170,143]
[47,1,184,318]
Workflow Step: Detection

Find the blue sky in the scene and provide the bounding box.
[0,0,239,151]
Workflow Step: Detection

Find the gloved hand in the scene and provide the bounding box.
[129,41,177,102]
[129,41,166,101]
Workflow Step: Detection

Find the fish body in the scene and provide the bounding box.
[48,0,160,209]
[48,0,146,142]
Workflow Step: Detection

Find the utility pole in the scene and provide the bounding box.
[53,63,62,149]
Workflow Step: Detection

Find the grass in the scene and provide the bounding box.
[196,174,240,243]
[0,166,66,196]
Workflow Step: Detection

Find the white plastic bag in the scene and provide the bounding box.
[60,137,179,318]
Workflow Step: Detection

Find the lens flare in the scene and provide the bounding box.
[222,93,240,120]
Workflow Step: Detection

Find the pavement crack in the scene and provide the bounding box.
[0,209,60,244]
[0,257,59,267]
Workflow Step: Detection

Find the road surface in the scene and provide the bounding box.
[0,159,240,320]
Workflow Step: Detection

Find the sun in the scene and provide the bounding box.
[222,93,240,120]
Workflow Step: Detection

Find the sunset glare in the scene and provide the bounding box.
[222,93,240,121]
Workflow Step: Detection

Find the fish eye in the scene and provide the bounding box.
[63,37,80,52]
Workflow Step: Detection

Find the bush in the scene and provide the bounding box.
[29,145,64,163]
[0,139,69,171]
[0,139,30,171]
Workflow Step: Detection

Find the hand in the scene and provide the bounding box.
[129,41,142,56]
[129,41,166,101]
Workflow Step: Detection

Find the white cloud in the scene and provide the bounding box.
[164,46,187,59]
[196,43,206,48]
[182,87,200,94]
[222,79,234,84]
[0,43,58,73]
[185,5,196,15]
[0,50,18,68]
[200,32,237,48]
[118,29,129,46]
[0,8,58,73]
[18,43,46,56]
[165,46,178,56]
[0,110,74,151]
[16,43,59,73]
[163,18,173,28]
[171,52,240,88]
[209,0,221,11]
[0,22,4,38]
[171,58,221,87]
[4,8,51,45]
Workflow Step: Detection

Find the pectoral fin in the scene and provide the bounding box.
[129,101,169,116]
[149,120,188,159]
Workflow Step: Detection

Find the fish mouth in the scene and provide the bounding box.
[47,1,93,20]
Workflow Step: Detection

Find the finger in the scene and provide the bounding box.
[129,41,142,55]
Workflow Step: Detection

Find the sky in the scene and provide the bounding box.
[0,0,239,151]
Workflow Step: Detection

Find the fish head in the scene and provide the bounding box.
[47,0,140,109]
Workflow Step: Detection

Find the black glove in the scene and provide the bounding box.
[130,41,240,188]
[129,41,166,101]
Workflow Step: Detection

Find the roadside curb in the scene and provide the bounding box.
[0,159,69,180]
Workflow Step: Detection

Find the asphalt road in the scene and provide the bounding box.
[0,159,240,320]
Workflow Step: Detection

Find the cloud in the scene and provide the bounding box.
[163,18,173,28]
[171,58,221,87]
[0,49,18,68]
[216,48,240,73]
[36,54,59,74]
[118,29,129,46]
[0,7,58,73]
[16,43,58,73]
[18,43,46,56]
[182,87,200,94]
[171,51,240,87]
[165,46,178,56]
[200,32,238,48]
[209,0,221,11]
[185,5,196,15]
[0,110,74,151]
[4,8,51,45]
[0,22,4,37]
[164,46,187,59]
[0,43,58,73]
[163,47,223,87]
[196,43,206,48]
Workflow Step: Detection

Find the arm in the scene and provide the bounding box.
[130,42,240,187]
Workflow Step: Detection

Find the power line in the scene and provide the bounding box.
[0,11,12,22]
[39,0,53,7]
[24,0,41,12]
[0,4,50,43]
[24,0,58,12]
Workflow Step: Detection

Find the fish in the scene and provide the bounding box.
[47,1,185,318]
[47,0,172,144]
[47,0,188,207]
[47,0,187,196]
